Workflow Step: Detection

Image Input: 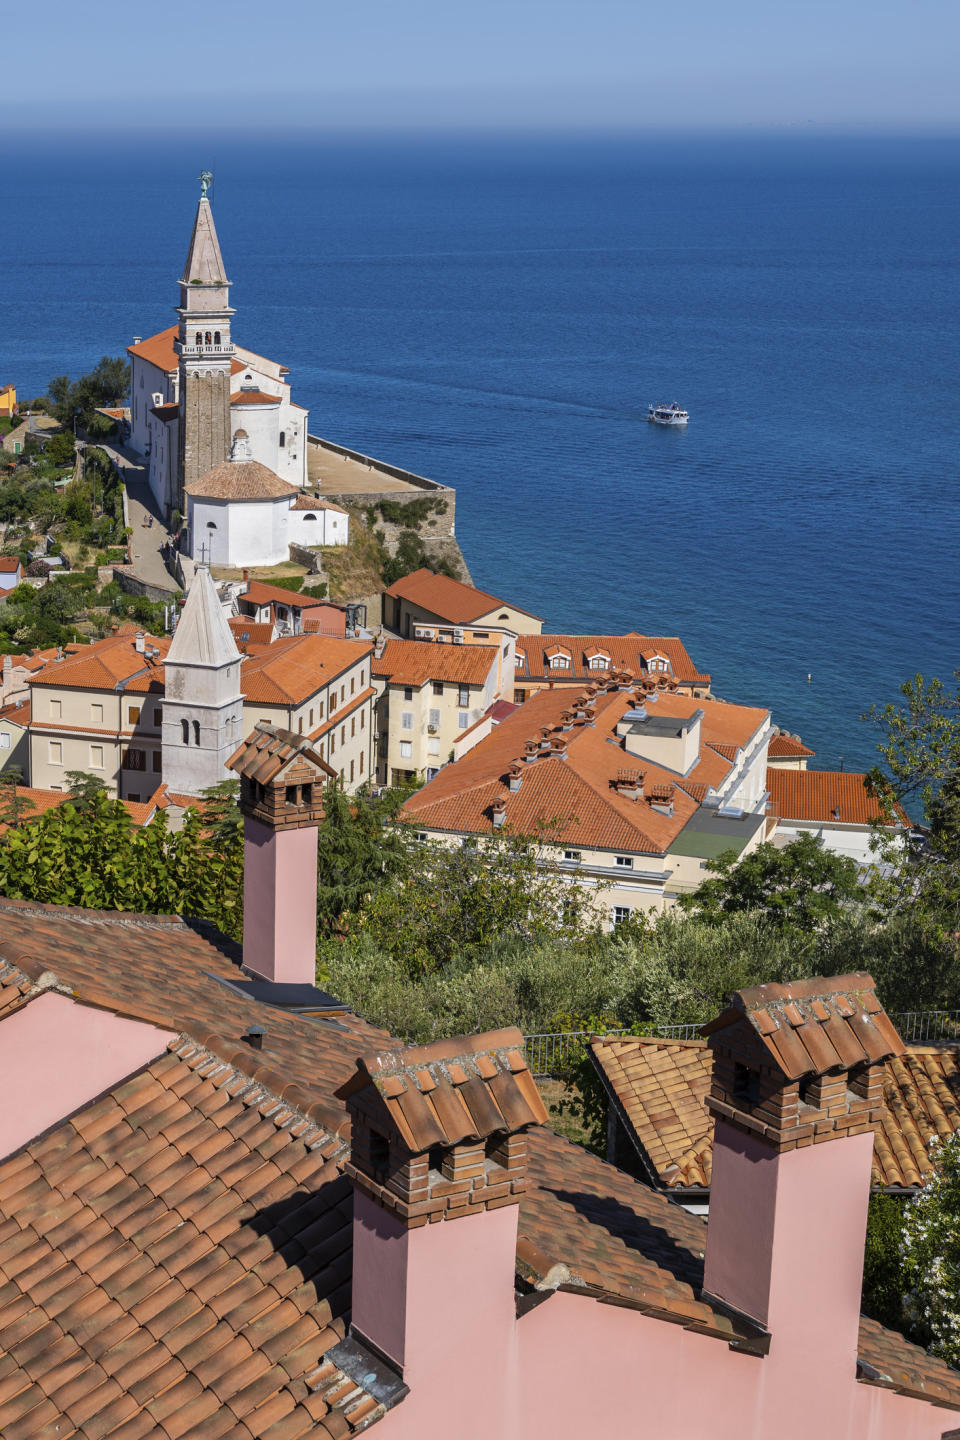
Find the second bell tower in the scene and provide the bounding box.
[174,172,235,515]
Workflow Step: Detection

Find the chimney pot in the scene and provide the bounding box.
[135,630,145,654]
[241,1025,265,1049]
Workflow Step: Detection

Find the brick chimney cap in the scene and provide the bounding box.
[227,721,335,786]
[702,972,905,1080]
[337,1026,548,1152]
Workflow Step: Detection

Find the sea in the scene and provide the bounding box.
[3,133,959,775]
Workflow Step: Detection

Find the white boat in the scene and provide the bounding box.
[648,402,688,426]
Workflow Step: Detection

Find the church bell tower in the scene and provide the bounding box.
[175,172,235,516]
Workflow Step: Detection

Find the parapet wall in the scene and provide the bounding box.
[307,435,457,537]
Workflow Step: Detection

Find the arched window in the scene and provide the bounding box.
[195,331,202,348]
[279,432,286,448]
[302,513,317,522]
[192,721,200,745]
[205,331,212,345]
[181,719,189,744]
[206,520,217,529]
[214,331,221,345]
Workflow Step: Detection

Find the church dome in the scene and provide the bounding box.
[185,460,298,501]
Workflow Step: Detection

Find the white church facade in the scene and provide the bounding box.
[187,433,348,569]
[126,176,347,568]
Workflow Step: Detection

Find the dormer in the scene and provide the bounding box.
[702,973,904,1155]
[544,644,571,671]
[641,648,673,676]
[514,648,527,671]
[585,648,610,671]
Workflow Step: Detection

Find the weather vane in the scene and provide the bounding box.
[198,170,213,199]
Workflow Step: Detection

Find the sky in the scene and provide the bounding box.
[3,0,959,135]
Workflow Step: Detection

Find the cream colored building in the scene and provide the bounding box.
[0,698,31,779]
[371,637,500,786]
[402,677,773,926]
[766,732,815,769]
[27,625,374,801]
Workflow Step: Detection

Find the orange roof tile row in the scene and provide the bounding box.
[768,732,815,758]
[127,324,249,377]
[29,632,170,691]
[385,566,542,625]
[402,681,768,855]
[242,580,332,610]
[372,638,499,689]
[592,1033,960,1193]
[517,633,709,685]
[767,768,910,826]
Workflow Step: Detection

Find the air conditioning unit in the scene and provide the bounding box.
[152,393,163,407]
[452,628,464,644]
[414,627,436,640]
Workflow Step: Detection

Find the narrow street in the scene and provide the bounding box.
[96,440,179,593]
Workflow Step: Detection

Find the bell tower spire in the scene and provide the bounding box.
[174,174,235,516]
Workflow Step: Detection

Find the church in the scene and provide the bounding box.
[126,175,348,567]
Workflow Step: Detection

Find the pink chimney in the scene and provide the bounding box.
[226,723,336,986]
[701,974,904,1368]
[337,1029,547,1397]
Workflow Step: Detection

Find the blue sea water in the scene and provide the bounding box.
[2,134,959,773]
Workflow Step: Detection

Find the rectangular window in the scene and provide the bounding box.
[403,686,414,702]
[329,695,337,714]
[329,733,335,754]
[415,831,427,842]
[428,708,441,728]
[340,685,345,702]
[358,752,364,776]
[124,748,146,771]
[458,714,469,730]
[341,725,346,745]
[458,687,469,708]
[128,706,141,725]
[153,708,162,727]
[402,712,413,731]
[309,709,314,727]
[152,752,162,772]
[400,741,413,759]
[564,850,582,863]
[0,734,8,750]
[432,682,443,696]
[298,717,304,734]
[350,759,355,782]
[360,669,365,687]
[89,744,104,769]
[612,906,632,928]
[50,699,62,720]
[360,710,365,730]
[91,702,103,724]
[615,855,634,869]
[514,689,527,703]
[49,741,63,765]
[351,717,355,737]
[318,699,324,719]
[427,739,440,756]
[351,676,355,695]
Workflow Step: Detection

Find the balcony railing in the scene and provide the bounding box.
[523,1010,960,1078]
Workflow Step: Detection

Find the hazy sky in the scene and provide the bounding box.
[5,0,959,133]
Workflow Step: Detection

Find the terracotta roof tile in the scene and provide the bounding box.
[240,636,372,706]
[592,1033,960,1192]
[384,567,541,625]
[371,639,498,689]
[768,733,815,758]
[517,633,709,686]
[29,633,169,692]
[402,684,767,855]
[768,768,910,826]
[127,326,247,379]
[185,462,297,502]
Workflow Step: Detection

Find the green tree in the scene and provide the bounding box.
[45,432,76,467]
[0,768,35,831]
[677,833,864,930]
[862,1193,908,1334]
[315,783,409,936]
[900,1131,960,1365]
[47,358,130,429]
[64,770,109,810]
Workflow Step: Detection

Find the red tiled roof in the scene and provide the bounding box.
[768,732,815,759]
[230,389,280,405]
[372,638,498,688]
[28,633,169,692]
[241,634,372,706]
[0,901,955,1417]
[402,684,767,855]
[291,493,347,513]
[150,400,178,421]
[519,634,710,686]
[591,1034,960,1193]
[185,459,297,500]
[242,580,330,611]
[228,616,274,648]
[768,769,910,827]
[0,557,22,573]
[0,698,29,724]
[385,567,542,625]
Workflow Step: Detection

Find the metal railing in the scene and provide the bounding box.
[523,1011,960,1078]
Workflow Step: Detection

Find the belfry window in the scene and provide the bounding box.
[205,331,212,345]
[279,432,286,448]
[214,331,221,345]
[181,719,189,744]
[192,721,200,745]
[195,331,202,347]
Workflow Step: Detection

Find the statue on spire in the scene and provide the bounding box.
[198,170,213,200]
